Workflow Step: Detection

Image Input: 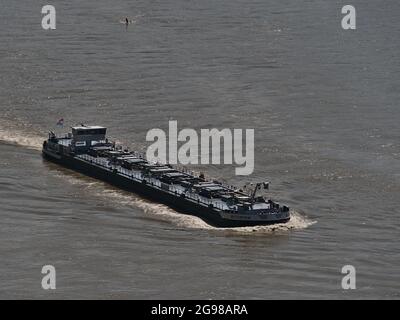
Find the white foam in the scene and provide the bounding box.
[52,170,315,233]
[0,124,44,151]
[105,189,315,233]
[218,211,316,234]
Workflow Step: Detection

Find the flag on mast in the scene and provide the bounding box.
[56,118,64,127]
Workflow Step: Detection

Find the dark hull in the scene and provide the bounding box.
[42,149,289,228]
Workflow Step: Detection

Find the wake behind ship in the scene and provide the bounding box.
[42,125,290,227]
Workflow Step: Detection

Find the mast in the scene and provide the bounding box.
[250,182,270,203]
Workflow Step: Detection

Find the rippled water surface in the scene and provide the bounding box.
[0,0,399,299]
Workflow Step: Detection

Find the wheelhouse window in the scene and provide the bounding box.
[73,128,106,136]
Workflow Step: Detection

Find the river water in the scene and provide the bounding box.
[0,0,399,299]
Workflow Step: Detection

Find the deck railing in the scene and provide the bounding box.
[76,154,230,210]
